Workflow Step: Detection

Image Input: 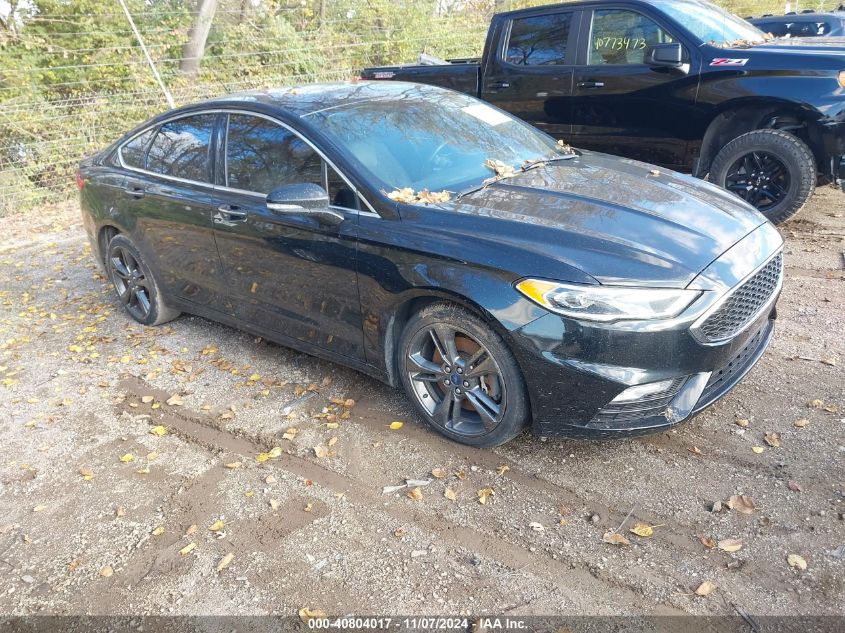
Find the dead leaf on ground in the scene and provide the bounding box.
[224,461,242,469]
[118,453,134,463]
[787,480,802,492]
[166,395,183,406]
[406,487,423,501]
[787,554,807,570]
[149,425,167,436]
[688,446,703,456]
[389,421,404,430]
[695,581,717,596]
[270,498,280,510]
[793,418,810,428]
[477,487,494,505]
[496,464,510,476]
[735,418,750,428]
[808,399,824,408]
[444,488,457,501]
[209,519,224,532]
[179,542,196,556]
[602,531,630,546]
[151,526,165,536]
[282,428,298,441]
[726,494,756,515]
[764,432,781,447]
[751,446,765,454]
[431,468,447,479]
[717,538,743,553]
[216,552,234,573]
[698,535,717,549]
[313,445,329,459]
[99,566,114,578]
[78,466,94,480]
[185,524,197,536]
[115,506,126,518]
[629,522,654,537]
[299,608,328,623]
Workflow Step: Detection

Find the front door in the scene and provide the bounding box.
[121,113,227,307]
[570,7,698,170]
[481,8,580,140]
[212,112,364,361]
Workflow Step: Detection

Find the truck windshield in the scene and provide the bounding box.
[651,0,766,45]
[305,86,565,194]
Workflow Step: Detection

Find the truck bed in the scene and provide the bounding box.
[361,59,480,96]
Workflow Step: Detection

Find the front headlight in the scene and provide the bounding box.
[515,279,702,322]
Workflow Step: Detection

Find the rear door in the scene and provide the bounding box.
[481,8,582,139]
[211,112,364,361]
[570,6,699,170]
[119,112,227,308]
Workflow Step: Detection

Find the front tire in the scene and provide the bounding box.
[106,234,180,326]
[398,303,530,447]
[709,129,815,224]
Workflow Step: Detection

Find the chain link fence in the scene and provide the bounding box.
[0,0,838,215]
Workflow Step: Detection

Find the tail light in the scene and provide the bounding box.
[76,170,86,190]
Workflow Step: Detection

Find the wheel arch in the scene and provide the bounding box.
[696,100,824,178]
[97,224,122,265]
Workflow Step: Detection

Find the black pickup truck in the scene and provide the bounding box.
[362,0,845,224]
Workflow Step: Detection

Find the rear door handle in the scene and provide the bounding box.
[214,205,247,223]
[124,185,145,199]
[577,81,605,89]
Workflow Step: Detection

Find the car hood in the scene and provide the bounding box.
[449,152,768,288]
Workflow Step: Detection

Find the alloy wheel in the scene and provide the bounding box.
[724,151,790,212]
[405,324,506,438]
[109,246,152,321]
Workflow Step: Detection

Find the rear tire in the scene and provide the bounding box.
[709,129,815,224]
[397,303,530,448]
[106,235,180,326]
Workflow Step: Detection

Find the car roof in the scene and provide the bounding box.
[187,80,439,118]
[495,0,712,17]
[751,12,845,20]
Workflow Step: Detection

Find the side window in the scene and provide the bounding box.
[147,114,216,182]
[225,114,322,194]
[327,164,357,209]
[506,12,573,66]
[120,127,156,169]
[589,9,674,65]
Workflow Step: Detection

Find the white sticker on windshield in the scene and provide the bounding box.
[462,103,511,127]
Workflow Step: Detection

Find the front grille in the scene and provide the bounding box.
[590,377,687,427]
[697,252,782,343]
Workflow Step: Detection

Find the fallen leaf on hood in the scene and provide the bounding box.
[431,468,447,479]
[629,522,654,537]
[764,432,781,447]
[496,464,510,476]
[726,494,756,515]
[151,526,164,536]
[224,461,242,469]
[717,538,743,553]
[484,158,516,179]
[386,188,416,204]
[695,581,716,596]
[118,453,134,463]
[389,421,404,430]
[793,418,810,428]
[166,395,183,406]
[787,554,807,570]
[406,487,423,501]
[477,487,494,505]
[216,552,234,573]
[99,566,114,578]
[179,542,196,556]
[444,488,457,501]
[299,608,327,623]
[149,425,167,436]
[209,519,224,532]
[79,466,94,480]
[602,531,630,546]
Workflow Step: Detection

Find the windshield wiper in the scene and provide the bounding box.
[455,153,577,201]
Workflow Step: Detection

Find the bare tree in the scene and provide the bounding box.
[180,0,220,78]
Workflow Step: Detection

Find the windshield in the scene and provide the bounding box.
[651,0,767,45]
[305,86,565,194]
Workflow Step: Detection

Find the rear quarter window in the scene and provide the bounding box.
[120,127,156,169]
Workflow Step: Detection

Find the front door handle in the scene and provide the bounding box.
[487,81,511,90]
[214,205,247,223]
[577,81,605,89]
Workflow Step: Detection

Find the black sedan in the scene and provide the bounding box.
[78,81,783,447]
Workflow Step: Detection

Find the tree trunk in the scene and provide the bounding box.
[179,0,219,78]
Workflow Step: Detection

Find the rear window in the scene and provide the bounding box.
[505,12,574,66]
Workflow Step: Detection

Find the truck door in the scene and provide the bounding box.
[480,8,582,140]
[570,7,699,170]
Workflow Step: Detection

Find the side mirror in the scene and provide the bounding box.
[645,43,686,70]
[266,183,343,225]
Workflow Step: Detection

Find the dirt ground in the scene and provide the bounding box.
[0,187,843,622]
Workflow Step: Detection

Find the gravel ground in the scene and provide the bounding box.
[0,189,843,619]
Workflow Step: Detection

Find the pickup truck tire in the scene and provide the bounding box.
[398,303,529,447]
[709,129,815,224]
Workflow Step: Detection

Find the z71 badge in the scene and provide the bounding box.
[710,58,749,66]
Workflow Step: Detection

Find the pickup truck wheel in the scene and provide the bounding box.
[398,303,530,448]
[709,129,815,224]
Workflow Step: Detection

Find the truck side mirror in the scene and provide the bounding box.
[645,43,686,70]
